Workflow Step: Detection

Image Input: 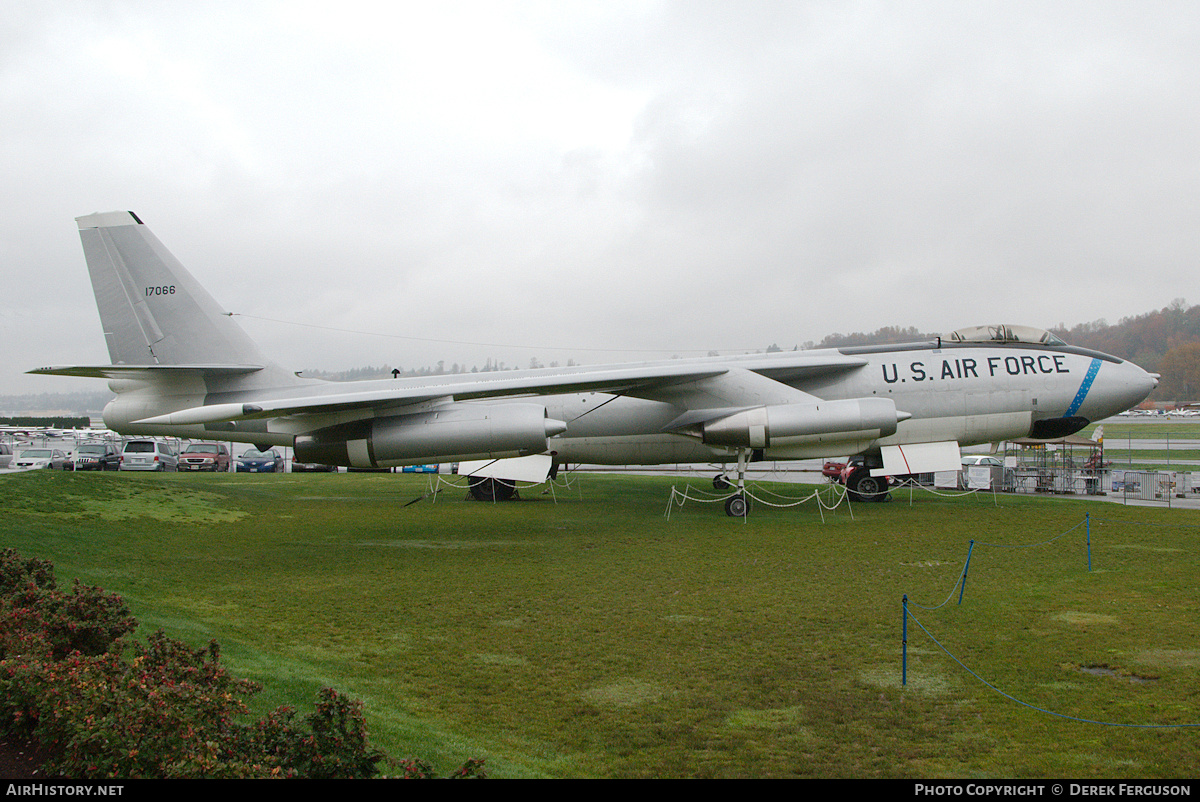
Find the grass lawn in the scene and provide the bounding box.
[2,468,1197,778]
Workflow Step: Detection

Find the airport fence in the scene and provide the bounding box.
[958,464,1200,506]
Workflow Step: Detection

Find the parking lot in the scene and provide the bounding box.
[0,431,302,474]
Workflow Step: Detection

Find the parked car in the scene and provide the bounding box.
[72,442,121,471]
[961,455,1003,468]
[0,444,12,470]
[292,461,338,472]
[822,460,847,478]
[14,448,71,470]
[960,454,1014,490]
[832,455,895,502]
[119,440,178,471]
[179,442,232,472]
[236,449,284,473]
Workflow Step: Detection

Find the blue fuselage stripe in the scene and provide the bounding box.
[1065,358,1102,417]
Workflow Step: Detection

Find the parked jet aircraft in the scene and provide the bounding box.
[32,211,1158,515]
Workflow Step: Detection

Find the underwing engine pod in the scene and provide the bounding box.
[700,398,904,449]
[294,402,566,469]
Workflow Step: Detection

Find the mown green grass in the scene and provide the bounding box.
[2,469,1198,778]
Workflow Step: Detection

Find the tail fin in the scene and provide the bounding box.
[76,211,271,368]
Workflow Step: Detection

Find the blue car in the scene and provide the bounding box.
[236,449,284,473]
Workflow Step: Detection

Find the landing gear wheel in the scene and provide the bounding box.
[849,471,887,502]
[469,477,516,502]
[725,494,749,518]
[713,474,732,490]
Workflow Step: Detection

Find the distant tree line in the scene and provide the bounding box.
[1049,298,1200,403]
[0,417,91,429]
[806,325,931,350]
[300,357,580,382]
[0,391,113,416]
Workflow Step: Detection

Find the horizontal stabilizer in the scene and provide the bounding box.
[29,364,264,380]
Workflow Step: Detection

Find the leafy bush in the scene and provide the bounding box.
[235,688,384,779]
[0,548,56,595]
[0,580,137,662]
[0,549,484,779]
[1,548,137,662]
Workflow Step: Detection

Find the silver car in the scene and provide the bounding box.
[15,448,71,470]
[119,440,178,471]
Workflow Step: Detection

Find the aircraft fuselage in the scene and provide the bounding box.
[100,339,1153,467]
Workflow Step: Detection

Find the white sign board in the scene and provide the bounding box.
[934,471,960,489]
[966,465,991,490]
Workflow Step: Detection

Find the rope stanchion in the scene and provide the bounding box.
[664,480,855,521]
[891,478,997,506]
[901,513,1200,728]
[902,602,1200,729]
[417,473,561,505]
[907,516,1091,611]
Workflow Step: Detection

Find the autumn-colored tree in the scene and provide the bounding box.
[1155,342,1200,404]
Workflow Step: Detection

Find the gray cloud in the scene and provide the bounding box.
[3,1,1197,395]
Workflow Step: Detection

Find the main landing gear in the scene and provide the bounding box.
[846,468,888,503]
[468,476,516,502]
[716,449,752,518]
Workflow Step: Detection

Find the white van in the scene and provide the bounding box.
[119,440,178,471]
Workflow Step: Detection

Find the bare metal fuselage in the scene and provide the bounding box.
[100,340,1152,467]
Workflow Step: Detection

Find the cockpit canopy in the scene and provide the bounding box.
[947,325,1066,346]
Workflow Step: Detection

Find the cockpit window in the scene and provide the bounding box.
[947,325,1066,346]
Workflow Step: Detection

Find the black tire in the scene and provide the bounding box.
[713,474,732,490]
[725,494,749,518]
[849,470,887,502]
[469,476,516,502]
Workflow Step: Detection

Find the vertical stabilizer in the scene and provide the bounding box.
[76,211,270,368]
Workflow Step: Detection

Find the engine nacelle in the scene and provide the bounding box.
[294,402,566,468]
[701,398,902,449]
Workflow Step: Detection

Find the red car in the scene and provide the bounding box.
[822,460,846,479]
[826,456,894,502]
[179,442,232,472]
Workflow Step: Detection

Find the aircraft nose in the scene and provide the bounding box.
[1107,360,1158,416]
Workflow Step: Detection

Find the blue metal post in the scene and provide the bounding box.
[958,540,975,605]
[1086,512,1092,572]
[902,595,908,687]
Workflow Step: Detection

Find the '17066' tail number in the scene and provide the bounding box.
[145,285,175,296]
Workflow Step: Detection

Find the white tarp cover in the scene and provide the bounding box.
[457,454,553,484]
[872,441,962,477]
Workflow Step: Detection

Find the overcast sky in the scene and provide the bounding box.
[3,0,1197,395]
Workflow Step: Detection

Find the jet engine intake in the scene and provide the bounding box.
[701,398,902,449]
[294,402,566,468]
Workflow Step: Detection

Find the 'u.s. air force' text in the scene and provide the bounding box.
[884,356,1071,384]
